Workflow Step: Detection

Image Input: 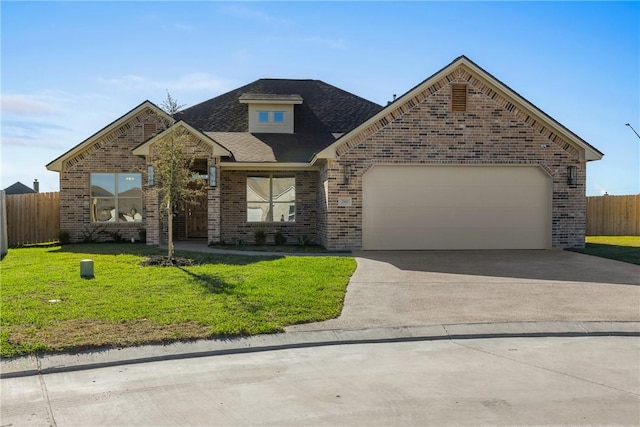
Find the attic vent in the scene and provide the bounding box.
[451,84,467,112]
[143,123,158,140]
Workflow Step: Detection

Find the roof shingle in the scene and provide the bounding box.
[175,79,382,134]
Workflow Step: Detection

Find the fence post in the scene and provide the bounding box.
[1,191,7,258]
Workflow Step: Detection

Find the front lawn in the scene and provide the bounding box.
[0,244,356,358]
[569,236,640,265]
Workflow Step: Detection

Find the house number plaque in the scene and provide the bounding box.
[337,197,352,207]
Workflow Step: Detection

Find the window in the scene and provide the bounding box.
[257,111,285,123]
[91,173,142,222]
[258,111,269,122]
[247,175,295,222]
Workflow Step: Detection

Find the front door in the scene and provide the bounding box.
[186,191,208,238]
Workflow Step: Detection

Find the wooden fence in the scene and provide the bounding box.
[586,194,640,236]
[5,192,60,246]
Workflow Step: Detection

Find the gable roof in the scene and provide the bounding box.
[314,55,604,162]
[131,121,230,157]
[175,79,383,134]
[3,181,37,195]
[47,100,171,172]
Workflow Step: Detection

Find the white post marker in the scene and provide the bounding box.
[80,259,94,278]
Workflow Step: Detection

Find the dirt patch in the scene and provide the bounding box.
[6,319,213,354]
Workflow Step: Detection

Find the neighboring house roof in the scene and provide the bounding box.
[3,182,36,195]
[175,79,383,134]
[46,100,171,172]
[315,55,604,162]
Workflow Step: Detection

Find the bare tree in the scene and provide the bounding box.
[152,92,206,259]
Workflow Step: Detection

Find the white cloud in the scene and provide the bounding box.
[219,4,289,25]
[1,94,60,116]
[302,37,348,50]
[171,22,196,31]
[1,135,69,150]
[96,75,149,90]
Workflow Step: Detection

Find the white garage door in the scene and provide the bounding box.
[362,165,551,250]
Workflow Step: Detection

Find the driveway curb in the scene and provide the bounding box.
[2,321,638,379]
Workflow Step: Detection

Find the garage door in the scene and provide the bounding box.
[362,165,551,250]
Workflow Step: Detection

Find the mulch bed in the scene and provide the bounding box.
[141,256,197,267]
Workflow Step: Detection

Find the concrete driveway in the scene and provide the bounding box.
[287,250,640,332]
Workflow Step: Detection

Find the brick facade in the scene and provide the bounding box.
[319,68,586,250]
[59,108,164,243]
[220,170,318,245]
[54,60,597,251]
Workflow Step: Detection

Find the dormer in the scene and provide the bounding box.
[239,93,303,134]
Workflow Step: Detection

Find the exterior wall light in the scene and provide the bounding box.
[147,165,154,186]
[209,165,217,187]
[567,166,577,185]
[343,164,351,185]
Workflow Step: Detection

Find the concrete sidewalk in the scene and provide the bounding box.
[2,321,639,379]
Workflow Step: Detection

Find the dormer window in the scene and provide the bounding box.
[239,93,303,134]
[257,111,285,123]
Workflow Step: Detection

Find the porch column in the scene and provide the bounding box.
[207,159,221,244]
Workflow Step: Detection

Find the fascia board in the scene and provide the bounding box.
[313,56,603,163]
[238,99,303,105]
[313,61,459,162]
[460,60,603,162]
[221,162,318,171]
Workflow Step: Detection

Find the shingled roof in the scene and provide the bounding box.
[174,79,383,134]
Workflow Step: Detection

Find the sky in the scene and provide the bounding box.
[1,1,639,196]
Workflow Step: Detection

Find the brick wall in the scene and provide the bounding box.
[58,109,223,246]
[320,69,586,250]
[220,170,319,245]
[59,109,164,243]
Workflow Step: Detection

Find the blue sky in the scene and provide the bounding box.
[1,1,639,195]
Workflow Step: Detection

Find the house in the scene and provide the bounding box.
[4,180,39,195]
[46,56,603,250]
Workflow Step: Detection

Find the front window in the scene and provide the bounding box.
[247,175,295,222]
[91,173,142,222]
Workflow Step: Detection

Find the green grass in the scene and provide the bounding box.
[569,236,640,265]
[0,244,356,358]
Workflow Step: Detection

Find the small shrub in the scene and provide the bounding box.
[274,231,287,245]
[254,229,267,245]
[297,235,313,246]
[82,225,107,243]
[108,230,124,243]
[57,230,71,245]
